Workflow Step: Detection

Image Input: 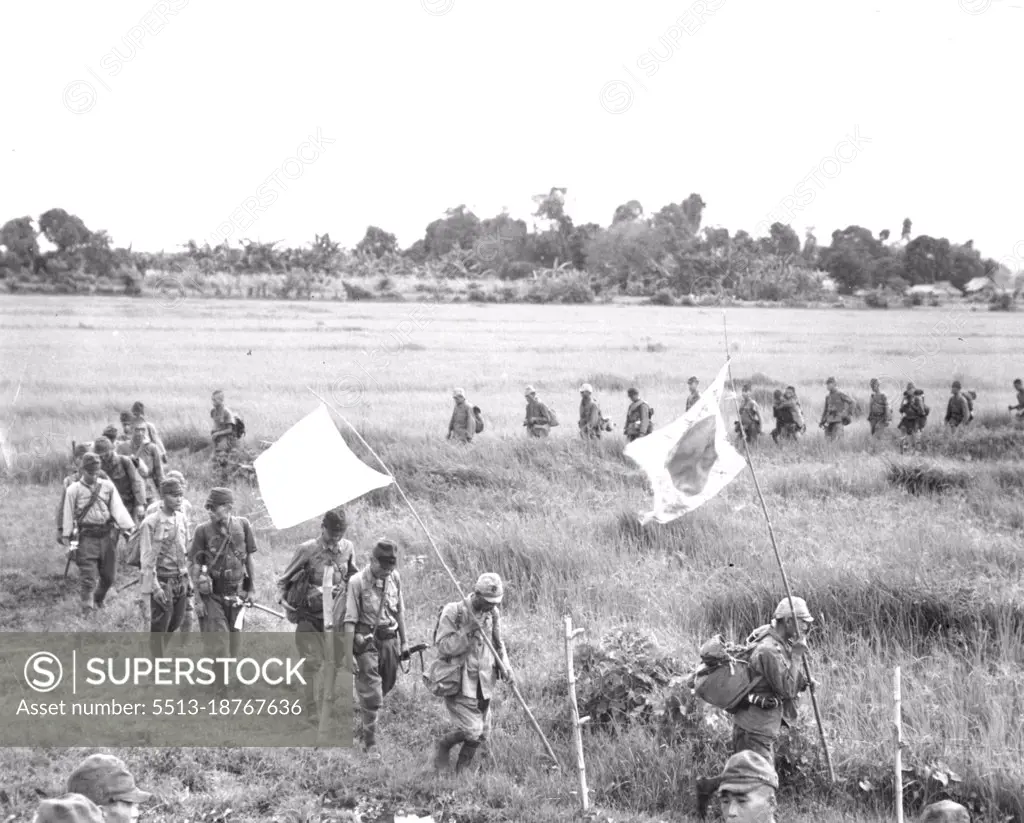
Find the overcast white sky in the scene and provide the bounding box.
[2,0,1021,267]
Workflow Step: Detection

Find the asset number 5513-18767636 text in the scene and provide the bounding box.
[151,698,303,716]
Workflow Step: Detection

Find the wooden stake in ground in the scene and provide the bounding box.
[564,616,590,812]
[317,565,335,745]
[308,387,561,770]
[894,666,903,823]
[721,314,836,783]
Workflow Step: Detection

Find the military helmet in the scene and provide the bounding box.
[773,595,814,622]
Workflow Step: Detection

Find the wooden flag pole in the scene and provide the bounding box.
[564,615,590,812]
[721,314,836,783]
[307,388,561,769]
[894,667,904,823]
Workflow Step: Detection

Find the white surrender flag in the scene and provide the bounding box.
[253,404,392,530]
[623,361,746,525]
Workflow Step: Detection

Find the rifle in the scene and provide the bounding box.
[63,537,78,579]
[224,595,286,620]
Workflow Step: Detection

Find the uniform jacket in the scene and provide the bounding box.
[189,516,258,595]
[624,400,652,436]
[945,393,970,425]
[210,405,236,444]
[101,453,146,513]
[435,599,507,700]
[868,392,890,423]
[448,402,474,441]
[685,391,700,411]
[132,440,164,491]
[900,390,928,420]
[524,398,553,429]
[733,624,807,736]
[277,536,355,624]
[579,397,601,434]
[139,508,189,594]
[343,567,404,636]
[739,397,762,431]
[820,389,854,425]
[61,477,135,539]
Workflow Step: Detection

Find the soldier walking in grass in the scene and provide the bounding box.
[343,538,408,753]
[139,478,191,657]
[686,376,701,411]
[117,411,136,452]
[578,383,603,439]
[93,437,147,524]
[1009,378,1024,421]
[189,486,258,667]
[523,386,554,437]
[210,390,238,483]
[447,388,475,443]
[730,596,814,762]
[56,444,100,544]
[433,573,511,775]
[130,419,164,504]
[278,508,357,719]
[61,453,135,614]
[131,401,167,462]
[819,377,854,440]
[945,381,972,430]
[148,470,195,633]
[867,378,891,436]
[898,382,930,441]
[738,383,762,445]
[623,387,652,442]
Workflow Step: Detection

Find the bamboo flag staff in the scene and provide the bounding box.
[318,565,336,745]
[307,387,561,769]
[564,615,590,812]
[894,667,904,823]
[721,314,836,783]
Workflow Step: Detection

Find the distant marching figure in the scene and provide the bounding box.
[1009,378,1024,422]
[447,388,475,443]
[685,376,701,411]
[737,383,762,445]
[898,382,929,440]
[578,383,602,439]
[209,390,238,483]
[523,385,554,438]
[944,381,971,430]
[867,378,891,436]
[819,377,854,440]
[623,387,652,443]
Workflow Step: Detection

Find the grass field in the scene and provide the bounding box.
[1,295,1023,823]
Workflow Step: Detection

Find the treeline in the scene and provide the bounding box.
[0,192,1013,302]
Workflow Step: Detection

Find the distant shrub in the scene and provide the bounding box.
[342,281,374,301]
[864,291,889,309]
[989,293,1014,311]
[904,292,924,307]
[649,288,675,306]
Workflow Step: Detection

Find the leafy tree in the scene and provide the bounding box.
[38,208,91,252]
[680,193,706,233]
[585,220,663,293]
[612,200,644,225]
[767,223,801,256]
[355,226,398,258]
[947,241,986,291]
[423,205,481,257]
[879,229,890,242]
[820,225,887,292]
[901,218,912,241]
[0,217,39,267]
[904,235,951,285]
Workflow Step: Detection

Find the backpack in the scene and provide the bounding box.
[281,542,356,624]
[124,528,143,568]
[547,406,560,427]
[685,633,764,713]
[423,603,466,698]
[472,406,484,434]
[232,416,246,439]
[965,391,975,420]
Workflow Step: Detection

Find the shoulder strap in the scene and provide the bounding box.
[74,483,105,529]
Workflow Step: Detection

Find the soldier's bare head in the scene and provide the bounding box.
[131,401,145,417]
[1015,378,1023,388]
[718,785,776,822]
[870,378,879,389]
[212,390,225,406]
[160,479,183,513]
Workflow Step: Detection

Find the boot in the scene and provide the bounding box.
[693,775,722,820]
[433,732,466,772]
[455,740,480,774]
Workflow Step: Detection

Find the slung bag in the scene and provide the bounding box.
[423,604,464,698]
[686,633,764,713]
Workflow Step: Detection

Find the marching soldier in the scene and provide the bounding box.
[277,509,357,718]
[433,573,511,774]
[189,486,258,662]
[898,382,929,441]
[685,377,701,411]
[92,437,146,524]
[343,538,408,753]
[867,378,891,436]
[523,386,554,437]
[819,377,854,440]
[130,419,164,504]
[60,452,135,614]
[210,389,238,483]
[447,388,475,443]
[623,387,652,442]
[731,596,815,761]
[56,443,95,543]
[101,425,130,457]
[578,383,602,439]
[738,383,762,445]
[138,478,191,657]
[118,411,136,448]
[150,470,195,633]
[945,381,971,429]
[1009,378,1024,420]
[131,401,167,462]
